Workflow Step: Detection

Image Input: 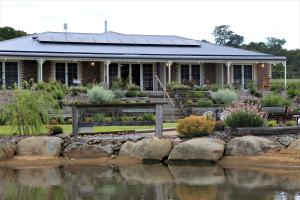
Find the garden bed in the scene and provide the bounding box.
[231,126,300,136]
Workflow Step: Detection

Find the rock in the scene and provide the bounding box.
[17,137,63,157]
[225,136,283,156]
[63,142,113,158]
[0,141,16,160]
[168,138,225,162]
[285,139,300,154]
[279,136,295,146]
[119,139,172,161]
[55,133,71,140]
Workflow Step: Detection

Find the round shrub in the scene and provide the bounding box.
[176,115,215,137]
[49,125,63,135]
[211,89,237,105]
[196,99,213,107]
[193,91,205,98]
[262,94,291,107]
[87,86,115,104]
[125,90,138,97]
[225,111,264,128]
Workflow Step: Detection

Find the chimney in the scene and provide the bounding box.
[104,20,108,32]
[63,23,68,32]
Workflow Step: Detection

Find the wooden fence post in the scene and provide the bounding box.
[72,106,79,136]
[155,104,163,138]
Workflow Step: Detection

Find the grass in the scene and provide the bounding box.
[0,123,177,136]
[272,79,300,84]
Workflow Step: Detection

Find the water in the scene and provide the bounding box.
[1,164,300,200]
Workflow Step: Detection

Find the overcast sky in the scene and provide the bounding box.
[0,0,299,49]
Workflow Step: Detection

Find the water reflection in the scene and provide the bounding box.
[1,164,300,199]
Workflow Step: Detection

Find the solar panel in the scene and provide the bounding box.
[37,32,201,47]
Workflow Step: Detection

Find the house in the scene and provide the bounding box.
[0,31,286,90]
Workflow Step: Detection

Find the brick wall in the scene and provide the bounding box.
[204,63,216,84]
[256,63,271,90]
[22,60,37,82]
[81,61,101,85]
[43,61,52,82]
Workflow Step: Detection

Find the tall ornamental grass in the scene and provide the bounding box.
[2,89,58,135]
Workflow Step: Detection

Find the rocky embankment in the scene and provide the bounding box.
[2,133,300,166]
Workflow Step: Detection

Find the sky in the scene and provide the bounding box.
[0,0,299,49]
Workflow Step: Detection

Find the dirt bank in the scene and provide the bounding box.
[218,153,300,168]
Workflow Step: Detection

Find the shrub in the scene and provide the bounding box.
[3,90,58,135]
[270,82,284,93]
[142,113,155,121]
[285,120,296,126]
[68,86,88,96]
[111,79,121,90]
[262,94,291,107]
[120,116,134,122]
[267,120,278,127]
[125,90,138,97]
[94,113,105,122]
[223,100,267,120]
[113,89,124,98]
[211,89,238,105]
[137,91,148,97]
[225,110,264,128]
[49,125,63,135]
[103,117,112,123]
[196,99,213,107]
[193,91,205,98]
[87,86,115,104]
[214,121,225,131]
[127,84,141,91]
[209,84,220,92]
[167,82,191,91]
[176,115,215,137]
[287,88,300,98]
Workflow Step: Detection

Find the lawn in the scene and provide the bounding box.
[0,123,177,135]
[272,79,300,84]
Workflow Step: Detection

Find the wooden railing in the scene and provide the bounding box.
[154,74,175,107]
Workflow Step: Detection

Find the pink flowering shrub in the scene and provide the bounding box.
[223,100,267,119]
[223,101,268,128]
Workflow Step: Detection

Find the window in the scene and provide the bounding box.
[131,64,140,86]
[191,65,201,85]
[67,63,78,85]
[120,64,129,82]
[233,65,253,89]
[55,63,66,84]
[244,65,253,88]
[143,64,153,90]
[5,62,18,88]
[181,65,189,84]
[233,65,242,86]
[109,63,118,86]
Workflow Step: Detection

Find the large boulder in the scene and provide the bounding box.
[119,139,172,161]
[17,137,63,157]
[284,139,300,154]
[0,140,16,160]
[63,142,113,158]
[225,136,283,156]
[168,138,225,162]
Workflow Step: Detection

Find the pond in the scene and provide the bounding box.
[0,163,300,200]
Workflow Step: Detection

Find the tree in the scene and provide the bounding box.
[212,25,244,47]
[0,26,27,41]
